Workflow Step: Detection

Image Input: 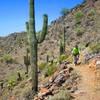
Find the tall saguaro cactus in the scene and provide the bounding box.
[26,0,48,93]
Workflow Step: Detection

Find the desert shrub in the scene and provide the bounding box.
[74,11,84,23]
[75,26,85,36]
[79,43,85,50]
[44,63,57,76]
[88,9,96,16]
[7,72,18,89]
[7,79,16,89]
[38,61,47,70]
[67,55,73,63]
[59,54,68,63]
[48,90,71,100]
[87,9,96,20]
[0,57,3,63]
[89,42,100,53]
[16,38,22,44]
[2,54,13,63]
[22,88,32,100]
[60,8,70,16]
[53,59,59,64]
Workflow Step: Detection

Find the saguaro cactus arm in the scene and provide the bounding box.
[37,14,48,43]
[26,22,30,44]
[26,22,29,32]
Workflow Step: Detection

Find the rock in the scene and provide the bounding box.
[59,63,67,70]
[38,88,53,99]
[27,77,32,83]
[9,96,16,100]
[53,74,65,86]
[49,84,59,93]
[49,71,59,83]
[64,79,73,86]
[43,82,50,88]
[59,68,69,74]
[69,86,78,93]
[96,60,100,68]
[68,67,74,73]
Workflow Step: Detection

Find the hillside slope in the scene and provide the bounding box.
[0,0,100,99]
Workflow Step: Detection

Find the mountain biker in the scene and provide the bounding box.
[72,45,80,65]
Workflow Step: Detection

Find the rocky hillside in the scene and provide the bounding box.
[0,1,100,60]
[0,0,100,99]
[40,0,100,59]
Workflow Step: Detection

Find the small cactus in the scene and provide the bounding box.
[0,81,4,90]
[46,54,49,63]
[24,48,30,74]
[17,71,22,81]
[59,39,64,55]
[59,27,66,55]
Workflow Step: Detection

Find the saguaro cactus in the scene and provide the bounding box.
[59,27,66,55]
[26,0,48,93]
[62,27,66,52]
[59,39,64,55]
[46,54,49,63]
[24,48,30,74]
[24,22,30,75]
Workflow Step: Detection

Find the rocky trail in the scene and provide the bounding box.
[31,56,100,100]
[72,57,100,100]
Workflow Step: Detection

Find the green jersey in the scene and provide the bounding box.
[72,47,80,56]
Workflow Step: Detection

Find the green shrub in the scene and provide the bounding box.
[67,55,73,63]
[0,57,3,63]
[2,54,13,63]
[87,9,96,20]
[38,61,47,70]
[75,11,84,23]
[7,72,18,89]
[59,54,68,63]
[88,9,96,16]
[48,90,71,100]
[75,26,85,36]
[53,59,59,64]
[44,63,57,76]
[89,42,100,53]
[16,38,21,44]
[7,79,16,89]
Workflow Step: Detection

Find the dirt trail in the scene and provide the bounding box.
[72,59,100,100]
